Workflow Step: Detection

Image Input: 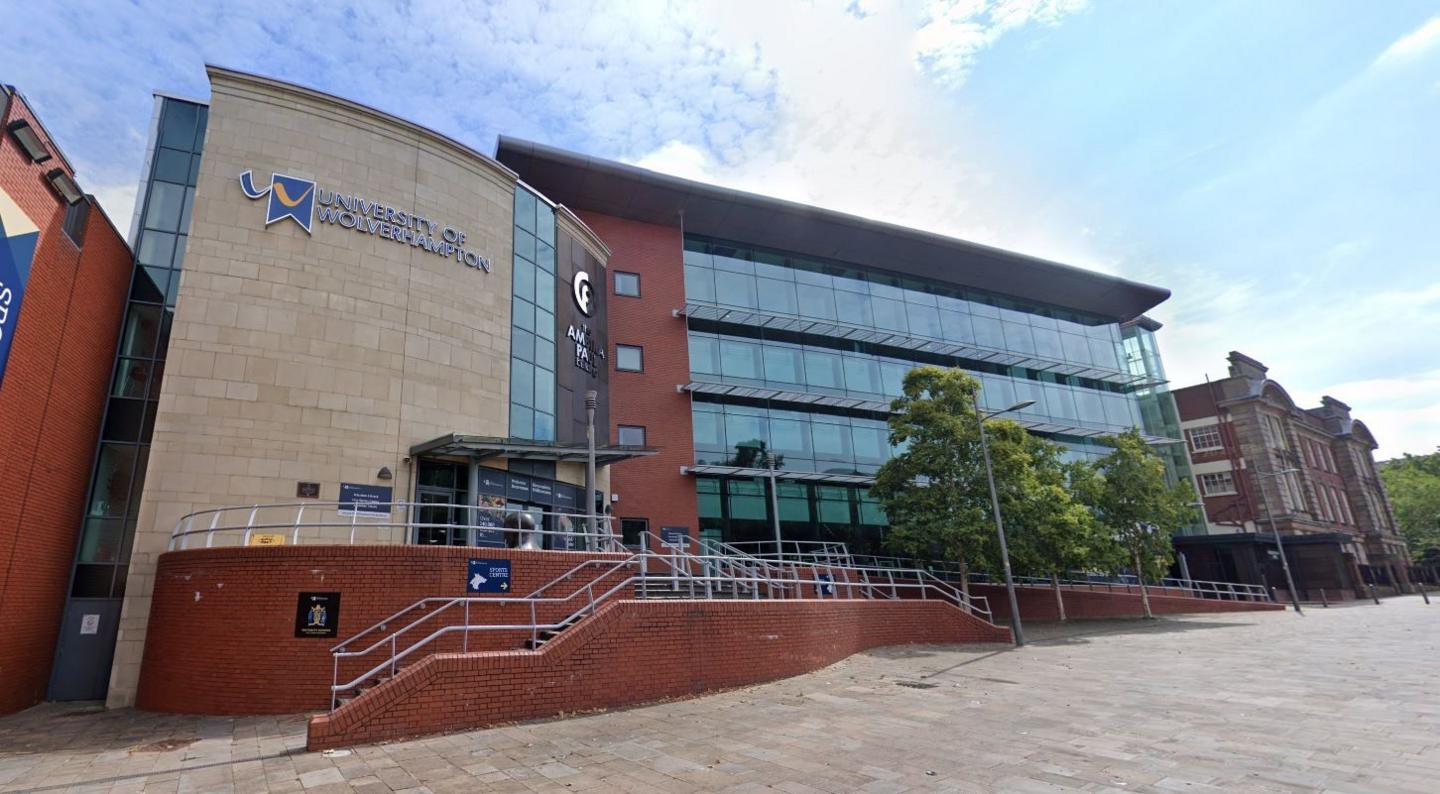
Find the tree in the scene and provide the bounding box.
[1379,449,1440,566]
[872,367,996,599]
[1090,428,1197,618]
[984,423,1107,621]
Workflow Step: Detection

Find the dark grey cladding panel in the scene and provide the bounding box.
[496,136,1170,321]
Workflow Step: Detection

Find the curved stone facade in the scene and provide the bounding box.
[108,68,600,707]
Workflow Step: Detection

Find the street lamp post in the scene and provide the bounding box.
[585,390,598,547]
[765,451,783,559]
[1255,467,1304,615]
[976,398,1036,648]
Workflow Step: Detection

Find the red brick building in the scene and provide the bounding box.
[0,85,133,714]
[1171,352,1411,600]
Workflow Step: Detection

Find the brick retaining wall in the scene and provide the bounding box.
[137,546,629,714]
[307,597,1010,750]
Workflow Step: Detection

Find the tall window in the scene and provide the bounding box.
[69,97,206,602]
[509,186,557,441]
[1261,414,1289,450]
[1186,425,1223,453]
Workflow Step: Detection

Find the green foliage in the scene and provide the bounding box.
[871,367,996,570]
[1089,428,1197,581]
[983,422,1109,578]
[1379,448,1440,562]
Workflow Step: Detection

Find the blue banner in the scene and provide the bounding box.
[0,188,40,389]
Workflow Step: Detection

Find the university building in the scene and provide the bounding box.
[1172,352,1411,599]
[4,68,1260,734]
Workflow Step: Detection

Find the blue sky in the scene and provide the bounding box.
[3,0,1437,455]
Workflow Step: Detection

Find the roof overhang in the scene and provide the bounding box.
[411,434,657,466]
[496,136,1171,322]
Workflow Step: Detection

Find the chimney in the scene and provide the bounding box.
[1226,351,1268,380]
[1317,395,1352,421]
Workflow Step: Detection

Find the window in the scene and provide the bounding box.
[619,518,648,547]
[616,344,643,372]
[1261,414,1289,449]
[61,198,89,245]
[1186,425,1224,453]
[617,425,646,446]
[614,271,640,297]
[1198,472,1236,496]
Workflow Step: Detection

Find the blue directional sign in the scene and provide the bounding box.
[467,558,511,594]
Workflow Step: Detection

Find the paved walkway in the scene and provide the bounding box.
[1,596,1436,793]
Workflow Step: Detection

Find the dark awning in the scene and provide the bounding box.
[410,434,658,465]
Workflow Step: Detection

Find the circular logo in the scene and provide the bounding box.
[572,270,594,316]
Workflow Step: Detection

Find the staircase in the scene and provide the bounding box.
[325,534,997,711]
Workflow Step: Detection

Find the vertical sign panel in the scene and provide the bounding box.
[0,187,41,388]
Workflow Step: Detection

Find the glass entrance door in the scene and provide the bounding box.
[416,486,467,545]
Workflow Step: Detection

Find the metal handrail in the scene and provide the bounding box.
[330,563,988,700]
[167,500,627,552]
[329,544,997,706]
[848,553,1270,603]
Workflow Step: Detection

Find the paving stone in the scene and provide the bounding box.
[1,598,1437,791]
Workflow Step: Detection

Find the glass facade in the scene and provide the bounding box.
[684,237,1126,374]
[509,186,557,441]
[68,97,206,601]
[684,235,1159,549]
[1121,321,1202,533]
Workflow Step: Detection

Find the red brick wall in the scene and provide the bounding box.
[137,546,630,715]
[0,91,132,715]
[578,212,696,547]
[971,583,1282,623]
[307,597,1010,750]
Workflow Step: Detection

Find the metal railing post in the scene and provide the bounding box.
[463,600,470,653]
[241,505,259,546]
[331,653,339,710]
[530,600,538,647]
[292,505,305,545]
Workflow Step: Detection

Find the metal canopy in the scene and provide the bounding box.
[684,381,894,413]
[495,136,1171,322]
[679,302,1165,389]
[410,434,657,465]
[686,464,877,486]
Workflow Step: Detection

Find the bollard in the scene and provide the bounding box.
[1269,586,1279,604]
[1418,579,1431,605]
[1319,588,1329,608]
[1368,582,1381,605]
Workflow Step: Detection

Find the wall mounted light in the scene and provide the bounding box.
[44,168,83,204]
[6,120,51,163]
[376,466,393,481]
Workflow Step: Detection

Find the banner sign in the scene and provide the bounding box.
[467,558,512,594]
[0,187,41,389]
[338,483,392,517]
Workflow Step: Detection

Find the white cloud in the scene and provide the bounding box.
[1374,16,1440,67]
[913,0,1089,86]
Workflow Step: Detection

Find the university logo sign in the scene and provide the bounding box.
[236,169,491,272]
[239,170,316,233]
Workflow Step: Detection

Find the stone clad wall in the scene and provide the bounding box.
[109,67,524,708]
